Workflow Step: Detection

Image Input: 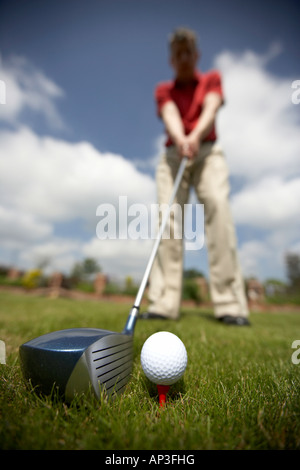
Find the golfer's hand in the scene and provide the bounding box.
[176,135,200,159]
[184,133,200,159]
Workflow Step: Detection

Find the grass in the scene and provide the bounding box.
[0,290,300,450]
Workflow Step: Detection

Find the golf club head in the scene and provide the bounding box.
[19,328,133,402]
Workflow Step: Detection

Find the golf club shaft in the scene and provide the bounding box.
[124,156,188,333]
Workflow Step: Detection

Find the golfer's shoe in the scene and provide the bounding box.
[218,315,251,326]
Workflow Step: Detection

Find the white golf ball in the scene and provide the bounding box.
[140,331,188,385]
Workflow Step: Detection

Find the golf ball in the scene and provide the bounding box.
[140,331,187,385]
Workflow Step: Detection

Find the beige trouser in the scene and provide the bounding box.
[148,141,249,320]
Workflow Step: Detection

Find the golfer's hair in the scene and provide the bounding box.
[168,27,198,51]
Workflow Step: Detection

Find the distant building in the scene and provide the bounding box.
[246,279,265,305]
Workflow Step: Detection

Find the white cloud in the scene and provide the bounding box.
[0,126,155,223]
[237,231,298,281]
[17,238,82,274]
[211,45,300,281]
[0,54,65,129]
[231,176,300,229]
[82,237,154,282]
[0,204,52,247]
[238,240,272,277]
[215,44,300,180]
[0,125,156,276]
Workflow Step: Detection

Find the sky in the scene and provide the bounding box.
[0,0,299,285]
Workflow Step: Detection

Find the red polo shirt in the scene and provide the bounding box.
[155,70,224,146]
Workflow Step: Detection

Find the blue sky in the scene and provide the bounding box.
[0,0,299,284]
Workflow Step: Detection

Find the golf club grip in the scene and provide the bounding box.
[134,156,188,308]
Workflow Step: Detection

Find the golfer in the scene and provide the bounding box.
[142,27,250,325]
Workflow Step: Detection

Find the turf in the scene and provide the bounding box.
[0,291,299,450]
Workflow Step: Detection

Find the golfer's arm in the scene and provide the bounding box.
[160,101,185,145]
[190,92,223,142]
